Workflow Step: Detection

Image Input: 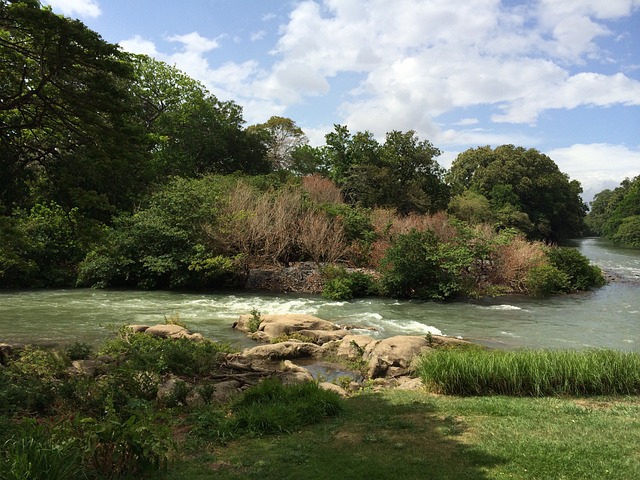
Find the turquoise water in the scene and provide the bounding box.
[0,238,638,351]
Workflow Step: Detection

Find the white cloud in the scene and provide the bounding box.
[119,35,159,57]
[117,0,639,146]
[43,0,101,18]
[546,143,640,201]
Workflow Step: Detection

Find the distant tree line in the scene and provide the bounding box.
[1,0,607,296]
[586,176,640,247]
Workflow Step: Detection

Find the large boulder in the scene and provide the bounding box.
[335,334,376,361]
[238,341,322,362]
[364,335,433,379]
[233,313,339,340]
[143,324,204,341]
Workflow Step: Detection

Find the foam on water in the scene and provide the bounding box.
[478,304,522,311]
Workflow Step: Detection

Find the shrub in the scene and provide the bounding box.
[379,229,472,300]
[547,246,605,291]
[612,215,640,247]
[83,412,173,478]
[323,277,354,301]
[99,328,232,376]
[525,263,570,297]
[321,265,378,300]
[65,341,92,361]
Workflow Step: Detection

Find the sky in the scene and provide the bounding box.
[43,0,640,202]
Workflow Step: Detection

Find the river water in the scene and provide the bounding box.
[0,238,638,351]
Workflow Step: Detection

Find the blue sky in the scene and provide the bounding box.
[44,0,640,201]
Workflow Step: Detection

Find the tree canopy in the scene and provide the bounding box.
[586,176,640,247]
[447,145,587,240]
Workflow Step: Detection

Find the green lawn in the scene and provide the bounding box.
[161,390,640,480]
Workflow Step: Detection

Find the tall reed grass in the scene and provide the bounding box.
[417,348,640,396]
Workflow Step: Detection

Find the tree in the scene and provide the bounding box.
[0,0,150,214]
[247,116,308,170]
[447,145,587,240]
[324,126,449,214]
[130,55,271,179]
[587,176,640,246]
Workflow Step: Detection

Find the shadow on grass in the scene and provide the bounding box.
[164,391,506,480]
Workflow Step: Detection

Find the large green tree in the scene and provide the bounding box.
[0,0,150,216]
[130,55,271,179]
[447,145,587,240]
[325,126,449,214]
[587,176,640,247]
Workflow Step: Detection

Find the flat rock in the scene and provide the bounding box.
[239,341,322,361]
[234,314,338,340]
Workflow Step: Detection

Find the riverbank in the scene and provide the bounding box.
[2,323,639,480]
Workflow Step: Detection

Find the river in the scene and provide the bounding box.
[1,238,638,351]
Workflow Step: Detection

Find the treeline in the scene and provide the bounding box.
[0,0,605,297]
[586,176,640,247]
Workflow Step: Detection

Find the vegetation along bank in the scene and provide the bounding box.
[0,1,620,299]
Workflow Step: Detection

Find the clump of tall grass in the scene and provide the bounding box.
[417,348,640,396]
[189,379,343,443]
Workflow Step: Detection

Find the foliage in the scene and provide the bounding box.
[246,116,308,170]
[189,379,343,443]
[447,145,587,240]
[0,0,151,216]
[0,420,85,480]
[447,190,494,225]
[99,327,232,377]
[0,202,99,287]
[546,246,605,291]
[379,228,473,300]
[77,176,245,289]
[525,263,571,297]
[417,348,640,396]
[587,176,640,247]
[132,55,270,179]
[321,265,378,300]
[324,125,449,214]
[248,308,262,333]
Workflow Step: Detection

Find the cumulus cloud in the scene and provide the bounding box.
[546,143,640,201]
[117,0,639,148]
[43,0,101,18]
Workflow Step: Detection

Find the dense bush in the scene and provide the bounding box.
[379,228,473,300]
[99,327,233,376]
[547,246,605,291]
[321,265,378,300]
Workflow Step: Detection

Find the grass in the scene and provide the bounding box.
[416,348,640,396]
[160,390,640,480]
[2,335,639,480]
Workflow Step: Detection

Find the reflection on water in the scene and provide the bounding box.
[0,238,638,351]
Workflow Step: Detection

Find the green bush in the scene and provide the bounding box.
[323,277,354,300]
[379,229,472,300]
[321,265,378,300]
[99,328,233,376]
[417,348,640,396]
[547,246,605,291]
[612,215,640,248]
[83,412,173,478]
[525,264,570,297]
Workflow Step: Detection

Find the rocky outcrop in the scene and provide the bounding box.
[232,313,473,392]
[127,324,205,341]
